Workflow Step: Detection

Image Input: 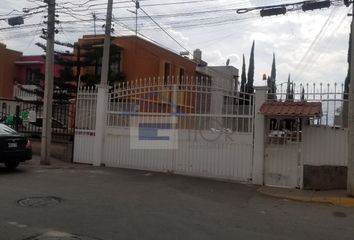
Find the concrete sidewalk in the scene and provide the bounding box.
[2,156,354,239]
[28,156,354,208]
[258,186,354,207]
[24,155,90,169]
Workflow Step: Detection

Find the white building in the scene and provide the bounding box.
[193,49,240,115]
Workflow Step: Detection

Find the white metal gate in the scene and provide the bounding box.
[264,118,301,188]
[74,78,255,182]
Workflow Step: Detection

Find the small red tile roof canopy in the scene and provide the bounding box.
[260,101,322,117]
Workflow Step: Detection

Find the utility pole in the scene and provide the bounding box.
[348,1,354,196]
[40,0,55,165]
[135,0,139,35]
[92,0,114,166]
[128,1,139,35]
[92,12,97,36]
[100,0,113,86]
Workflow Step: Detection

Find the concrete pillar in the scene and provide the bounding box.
[252,86,268,185]
[93,84,109,166]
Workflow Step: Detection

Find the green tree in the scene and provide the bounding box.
[271,53,276,82]
[246,40,255,94]
[267,76,273,99]
[35,42,76,102]
[80,42,125,87]
[240,54,247,92]
[342,31,351,127]
[271,53,277,97]
[345,32,351,100]
[268,53,277,100]
[53,55,77,102]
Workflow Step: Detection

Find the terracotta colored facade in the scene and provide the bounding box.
[75,35,196,83]
[75,35,198,112]
[0,43,22,98]
[113,36,196,81]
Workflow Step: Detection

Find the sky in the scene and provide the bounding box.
[0,0,352,89]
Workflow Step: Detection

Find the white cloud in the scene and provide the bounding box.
[0,0,351,86]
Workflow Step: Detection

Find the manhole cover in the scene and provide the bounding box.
[18,196,62,208]
[24,231,101,240]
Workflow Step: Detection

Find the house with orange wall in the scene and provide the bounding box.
[0,43,22,98]
[75,35,196,84]
[75,35,198,113]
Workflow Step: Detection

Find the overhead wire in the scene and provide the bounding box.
[293,7,350,81]
[138,6,192,57]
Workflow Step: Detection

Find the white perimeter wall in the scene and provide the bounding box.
[74,128,254,182]
[73,132,95,165]
[303,126,348,166]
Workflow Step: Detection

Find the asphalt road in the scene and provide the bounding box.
[1,157,354,240]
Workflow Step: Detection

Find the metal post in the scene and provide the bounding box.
[15,105,20,131]
[40,0,55,165]
[92,0,113,166]
[348,2,354,196]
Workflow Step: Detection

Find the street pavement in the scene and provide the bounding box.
[1,156,354,240]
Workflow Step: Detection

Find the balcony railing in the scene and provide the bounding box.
[13,85,41,101]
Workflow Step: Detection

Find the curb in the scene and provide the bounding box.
[257,187,354,207]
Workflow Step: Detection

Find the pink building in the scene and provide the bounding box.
[13,55,63,101]
[15,55,62,86]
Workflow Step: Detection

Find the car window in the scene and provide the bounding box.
[0,124,18,135]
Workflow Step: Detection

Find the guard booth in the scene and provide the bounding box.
[260,101,322,188]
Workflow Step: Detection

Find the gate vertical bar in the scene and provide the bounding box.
[172,84,178,171]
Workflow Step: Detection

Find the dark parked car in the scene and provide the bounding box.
[0,123,32,170]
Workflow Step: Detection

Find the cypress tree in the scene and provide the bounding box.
[246,41,255,94]
[286,73,292,101]
[271,53,277,97]
[267,76,272,99]
[271,53,276,82]
[345,32,351,100]
[240,54,247,92]
[343,31,351,127]
[268,53,277,99]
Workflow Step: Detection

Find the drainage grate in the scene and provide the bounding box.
[18,196,62,208]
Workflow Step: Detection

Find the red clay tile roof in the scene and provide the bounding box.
[260,101,322,117]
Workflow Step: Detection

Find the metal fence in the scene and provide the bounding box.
[75,87,97,133]
[0,98,75,142]
[74,77,256,181]
[268,82,348,127]
[106,77,254,133]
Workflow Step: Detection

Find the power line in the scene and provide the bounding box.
[139,6,192,56]
[293,7,350,81]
